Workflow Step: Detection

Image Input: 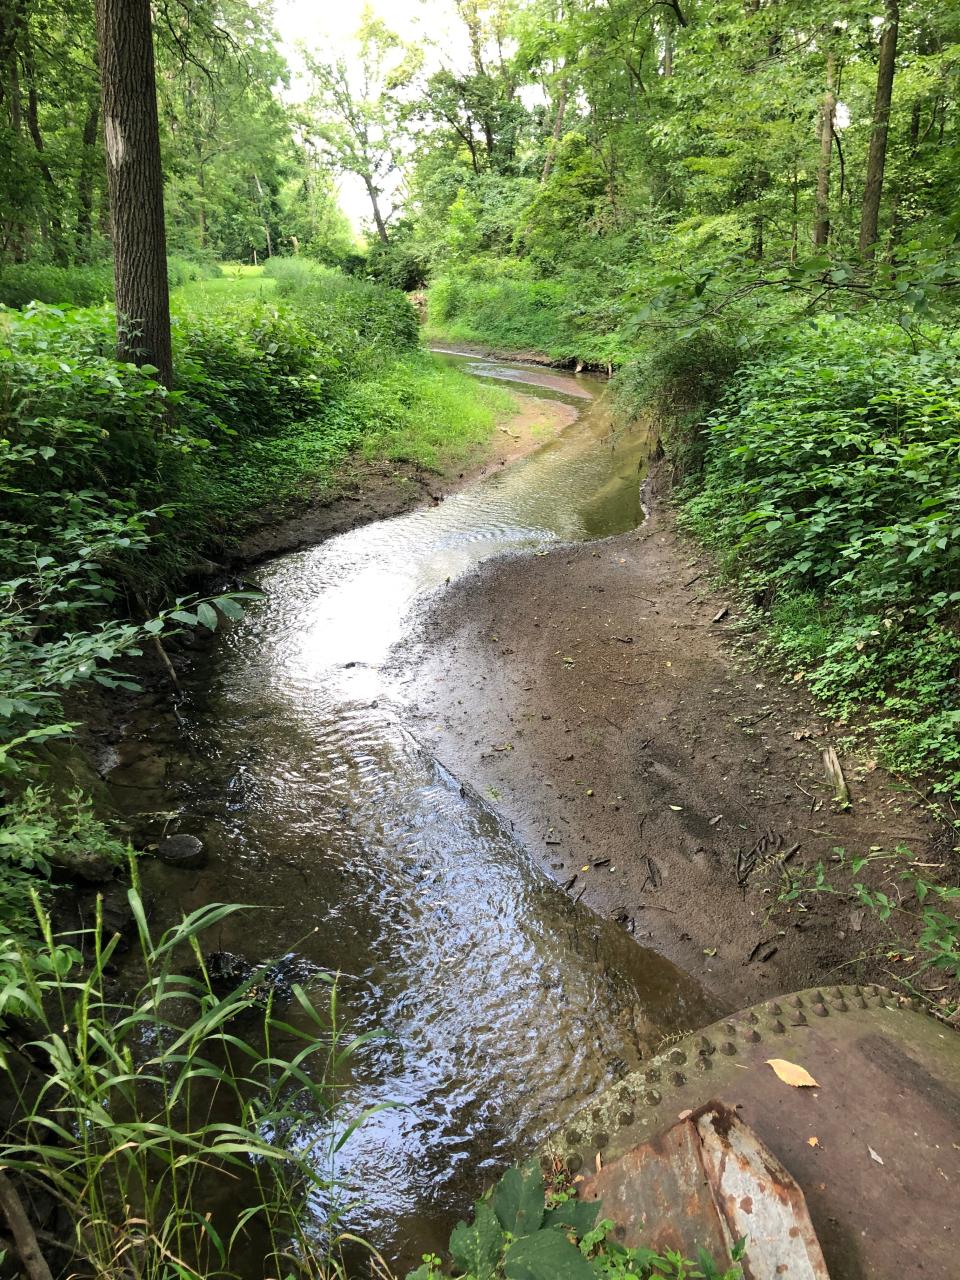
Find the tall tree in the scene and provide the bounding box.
[305,14,418,244]
[859,0,900,257]
[813,49,836,247]
[95,0,172,386]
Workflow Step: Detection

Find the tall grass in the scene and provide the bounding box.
[0,864,392,1280]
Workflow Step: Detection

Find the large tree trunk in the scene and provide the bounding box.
[859,0,899,259]
[95,0,172,388]
[813,51,835,248]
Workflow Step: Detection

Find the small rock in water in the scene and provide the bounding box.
[157,833,207,869]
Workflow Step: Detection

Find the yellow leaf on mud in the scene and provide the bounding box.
[807,1136,821,1148]
[766,1058,819,1088]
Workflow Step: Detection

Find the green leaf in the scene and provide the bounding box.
[503,1229,595,1280]
[493,1164,545,1237]
[214,596,245,621]
[449,1202,503,1280]
[196,601,219,631]
[542,1199,601,1237]
[169,610,197,625]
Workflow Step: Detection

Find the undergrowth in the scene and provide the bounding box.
[777,843,960,1012]
[406,1161,745,1280]
[0,873,388,1279]
[672,315,960,803]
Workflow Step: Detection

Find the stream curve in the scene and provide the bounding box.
[130,354,717,1268]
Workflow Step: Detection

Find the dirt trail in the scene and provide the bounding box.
[396,477,941,1011]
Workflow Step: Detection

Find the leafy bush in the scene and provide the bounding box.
[365,233,429,291]
[613,320,762,474]
[166,253,222,288]
[262,253,326,294]
[0,262,114,308]
[407,1160,745,1280]
[428,267,574,359]
[677,315,960,796]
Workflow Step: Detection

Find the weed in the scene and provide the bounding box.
[778,844,960,1011]
[0,869,390,1280]
[405,1161,746,1280]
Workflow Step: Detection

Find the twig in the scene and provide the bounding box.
[0,1172,55,1280]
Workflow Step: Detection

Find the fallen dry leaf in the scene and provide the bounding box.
[766,1058,819,1088]
[868,1146,884,1166]
[807,1136,821,1148]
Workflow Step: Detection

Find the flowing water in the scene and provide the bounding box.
[125,354,717,1269]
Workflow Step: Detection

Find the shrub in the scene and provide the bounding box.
[0,263,114,308]
[166,253,222,288]
[365,234,429,291]
[262,254,326,294]
[613,320,761,473]
[678,315,960,796]
[427,268,573,358]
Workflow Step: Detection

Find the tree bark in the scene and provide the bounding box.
[75,95,100,260]
[540,78,568,184]
[859,0,899,258]
[813,51,835,248]
[363,175,389,243]
[95,0,173,388]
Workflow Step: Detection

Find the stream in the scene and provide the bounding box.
[118,353,717,1270]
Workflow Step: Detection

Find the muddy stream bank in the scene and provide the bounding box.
[102,355,722,1270]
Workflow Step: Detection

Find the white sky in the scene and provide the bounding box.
[273,0,464,231]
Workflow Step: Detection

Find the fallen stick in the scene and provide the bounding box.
[822,746,851,808]
[0,1172,55,1280]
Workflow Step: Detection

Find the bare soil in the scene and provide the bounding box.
[395,471,944,1012]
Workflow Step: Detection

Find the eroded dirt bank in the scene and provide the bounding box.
[394,484,942,1012]
[235,391,578,563]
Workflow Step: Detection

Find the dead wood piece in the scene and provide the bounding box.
[0,1172,55,1280]
[711,605,729,624]
[822,746,851,808]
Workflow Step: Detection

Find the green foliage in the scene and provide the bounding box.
[612,318,764,473]
[0,787,125,879]
[165,254,222,288]
[0,264,114,308]
[427,264,577,361]
[406,1163,746,1280]
[365,227,429,291]
[676,316,960,798]
[0,878,387,1278]
[778,844,960,1007]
